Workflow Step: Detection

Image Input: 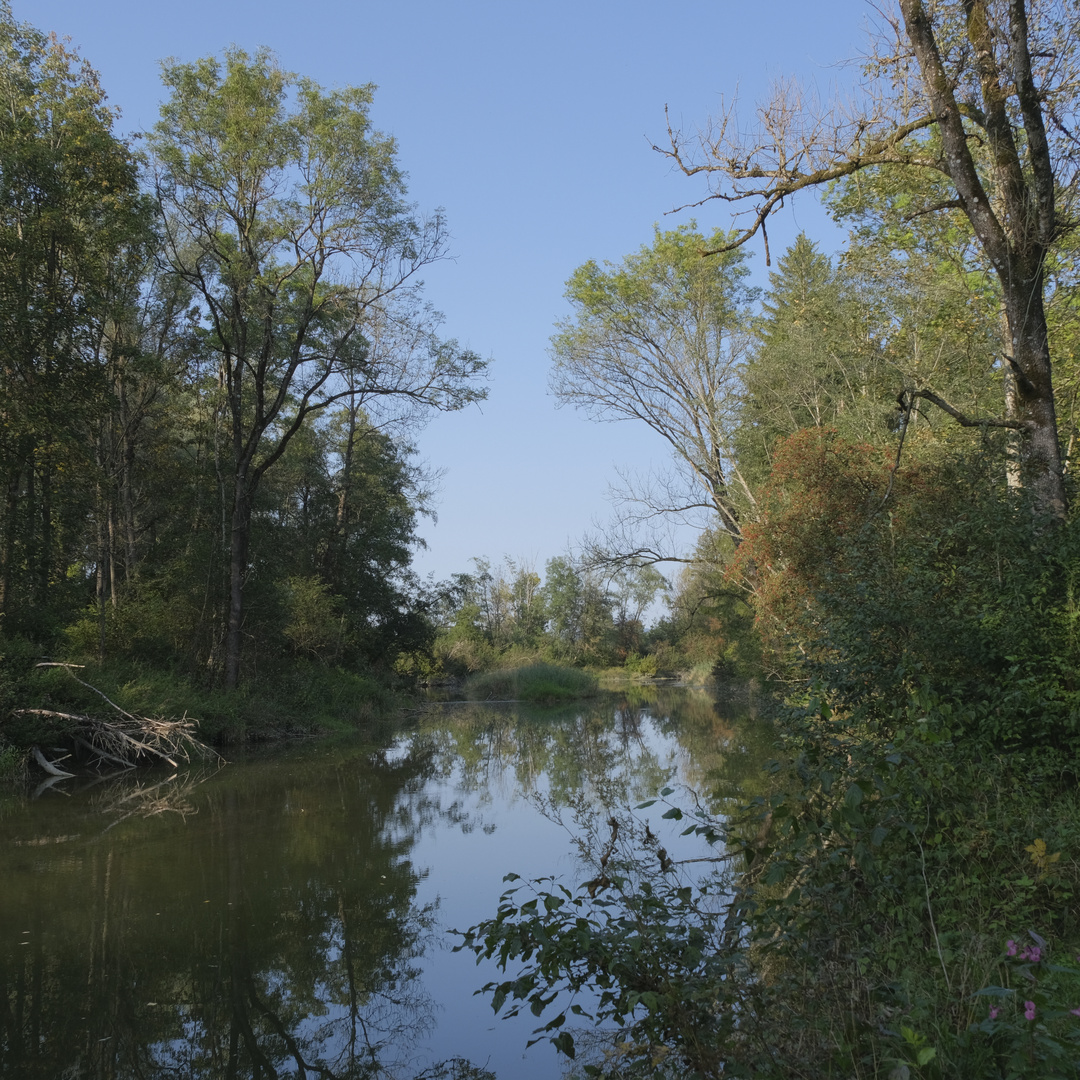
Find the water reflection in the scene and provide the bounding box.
[0,688,772,1079]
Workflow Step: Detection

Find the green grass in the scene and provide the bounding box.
[463,662,598,704]
[6,658,402,748]
[0,743,25,781]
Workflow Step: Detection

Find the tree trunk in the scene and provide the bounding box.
[0,467,19,616]
[118,375,139,580]
[96,480,108,662]
[223,475,252,690]
[900,0,1066,517]
[1005,272,1066,516]
[1002,307,1021,492]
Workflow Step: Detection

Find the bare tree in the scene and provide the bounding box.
[664,0,1078,517]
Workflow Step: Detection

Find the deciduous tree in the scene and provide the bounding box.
[665,0,1076,517]
[550,224,755,557]
[149,48,486,686]
[0,4,152,629]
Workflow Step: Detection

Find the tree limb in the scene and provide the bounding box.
[903,387,1034,430]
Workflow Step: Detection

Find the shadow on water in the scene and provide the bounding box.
[0,687,774,1079]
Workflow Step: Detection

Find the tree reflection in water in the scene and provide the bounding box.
[0,688,771,1079]
[0,743,449,1079]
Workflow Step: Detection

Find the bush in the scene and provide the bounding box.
[463,663,597,704]
[737,429,1080,751]
[461,693,1080,1078]
[623,652,659,677]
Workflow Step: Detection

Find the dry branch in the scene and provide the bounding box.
[31,745,74,778]
[15,664,221,773]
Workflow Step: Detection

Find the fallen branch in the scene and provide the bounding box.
[31,745,75,778]
[15,668,222,773]
[73,735,135,771]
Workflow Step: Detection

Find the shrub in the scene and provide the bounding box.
[737,428,1080,751]
[461,696,1080,1077]
[463,663,597,704]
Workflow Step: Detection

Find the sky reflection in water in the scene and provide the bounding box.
[0,686,771,1079]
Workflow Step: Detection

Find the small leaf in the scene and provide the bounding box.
[553,1031,576,1058]
[916,1047,936,1066]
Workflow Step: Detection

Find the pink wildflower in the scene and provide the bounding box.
[989,1007,1000,1020]
[1030,946,1042,963]
[1071,1007,1080,1018]
[1007,940,1017,956]
[1025,1000,1036,1021]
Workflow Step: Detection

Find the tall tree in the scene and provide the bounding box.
[541,555,613,663]
[550,224,755,559]
[737,235,884,486]
[665,0,1075,517]
[0,4,151,629]
[148,49,486,686]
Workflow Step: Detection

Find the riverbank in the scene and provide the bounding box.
[463,691,1080,1078]
[0,650,410,781]
[0,650,654,782]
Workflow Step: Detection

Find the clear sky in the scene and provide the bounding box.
[23,0,870,588]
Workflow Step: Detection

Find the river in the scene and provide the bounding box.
[0,685,772,1079]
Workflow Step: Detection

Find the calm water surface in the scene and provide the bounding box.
[0,686,772,1079]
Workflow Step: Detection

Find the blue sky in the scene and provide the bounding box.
[25,0,869,587]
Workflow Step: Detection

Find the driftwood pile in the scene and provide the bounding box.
[15,663,219,777]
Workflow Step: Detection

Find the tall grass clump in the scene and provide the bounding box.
[464,663,597,704]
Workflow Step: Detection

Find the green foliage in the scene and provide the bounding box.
[279,576,346,662]
[2,653,399,749]
[551,223,755,549]
[736,233,894,488]
[459,866,745,1078]
[463,663,598,705]
[0,11,478,727]
[0,629,36,715]
[460,689,1080,1078]
[541,556,617,665]
[0,3,153,631]
[650,527,759,681]
[430,555,669,676]
[965,933,1080,1080]
[736,426,1080,751]
[622,651,658,677]
[140,44,485,688]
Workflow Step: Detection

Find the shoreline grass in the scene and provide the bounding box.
[462,662,598,704]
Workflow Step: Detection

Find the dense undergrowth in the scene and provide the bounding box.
[458,440,1080,1078]
[0,634,401,779]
